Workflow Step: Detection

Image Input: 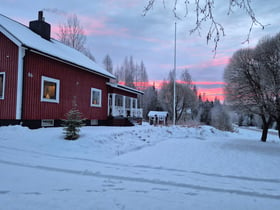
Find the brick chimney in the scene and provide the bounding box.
[29,11,51,40]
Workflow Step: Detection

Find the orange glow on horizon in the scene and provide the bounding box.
[118,80,225,101]
[197,87,225,101]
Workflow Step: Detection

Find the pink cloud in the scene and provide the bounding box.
[159,56,230,71]
[50,15,130,38]
[79,15,129,37]
[178,56,230,70]
[189,81,226,85]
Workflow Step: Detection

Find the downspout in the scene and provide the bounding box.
[16,46,25,120]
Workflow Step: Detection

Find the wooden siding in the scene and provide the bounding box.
[0,32,18,119]
[23,51,110,120]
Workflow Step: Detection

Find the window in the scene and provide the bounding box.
[41,76,60,103]
[115,94,123,106]
[91,88,102,107]
[0,72,5,99]
[126,97,130,108]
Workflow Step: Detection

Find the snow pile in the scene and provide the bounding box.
[0,124,229,159]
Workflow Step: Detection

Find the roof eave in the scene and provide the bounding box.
[107,82,144,95]
[0,24,22,46]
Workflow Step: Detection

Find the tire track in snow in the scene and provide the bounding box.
[133,165,280,184]
[1,145,279,184]
[1,159,280,200]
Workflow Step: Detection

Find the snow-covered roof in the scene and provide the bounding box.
[107,82,144,95]
[0,13,115,79]
[148,111,168,117]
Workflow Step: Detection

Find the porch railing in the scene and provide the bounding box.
[112,106,143,118]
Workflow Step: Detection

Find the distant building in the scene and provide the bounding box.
[0,11,143,128]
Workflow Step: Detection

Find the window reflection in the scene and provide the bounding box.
[43,81,56,99]
[91,88,102,107]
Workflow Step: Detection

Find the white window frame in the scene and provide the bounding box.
[0,72,5,100]
[41,76,60,103]
[90,88,102,107]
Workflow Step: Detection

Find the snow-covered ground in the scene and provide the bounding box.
[0,123,280,210]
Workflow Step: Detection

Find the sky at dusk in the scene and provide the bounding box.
[1,0,280,100]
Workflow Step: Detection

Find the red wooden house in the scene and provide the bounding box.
[0,12,143,128]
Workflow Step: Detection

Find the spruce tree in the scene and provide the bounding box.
[62,98,85,140]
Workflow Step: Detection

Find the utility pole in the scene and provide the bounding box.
[173,22,177,126]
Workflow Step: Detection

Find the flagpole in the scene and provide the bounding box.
[173,21,177,126]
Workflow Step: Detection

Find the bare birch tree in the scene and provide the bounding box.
[123,56,136,88]
[181,68,192,86]
[136,61,149,90]
[224,48,272,141]
[114,56,149,90]
[159,70,197,123]
[58,14,96,61]
[103,54,113,73]
[142,85,160,119]
[253,33,280,138]
[225,32,280,140]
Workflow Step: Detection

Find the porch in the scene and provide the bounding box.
[108,93,143,118]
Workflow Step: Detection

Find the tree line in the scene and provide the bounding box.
[101,53,231,134]
[95,50,233,131]
[224,33,280,142]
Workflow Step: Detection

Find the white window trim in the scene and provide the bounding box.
[0,72,5,100]
[41,76,60,103]
[90,88,102,107]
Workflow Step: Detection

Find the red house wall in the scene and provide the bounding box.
[0,32,18,119]
[23,51,110,120]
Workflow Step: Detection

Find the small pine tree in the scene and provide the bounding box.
[62,98,85,140]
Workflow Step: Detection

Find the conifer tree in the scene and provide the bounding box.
[62,97,85,140]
